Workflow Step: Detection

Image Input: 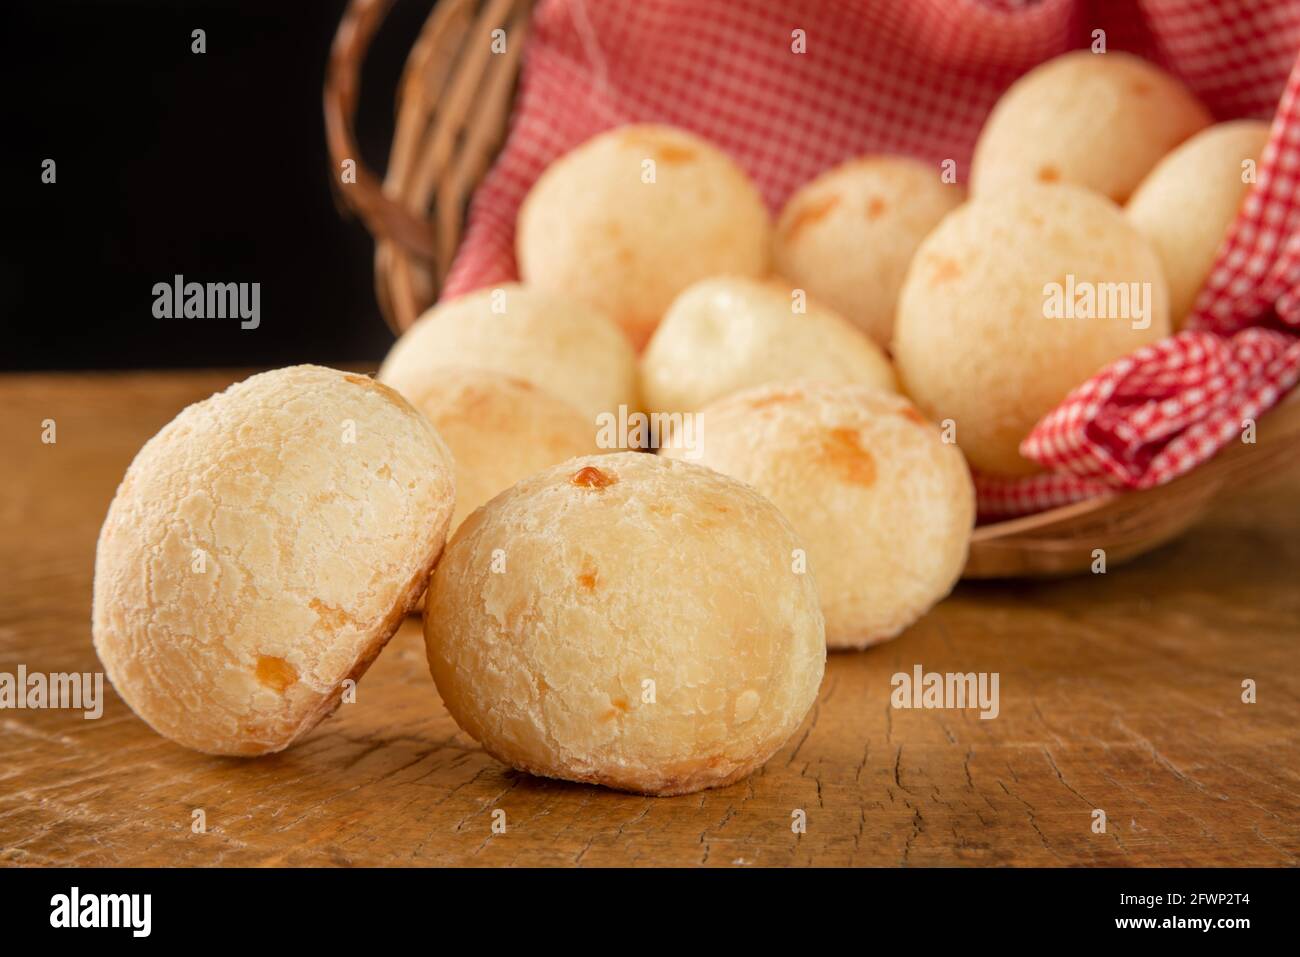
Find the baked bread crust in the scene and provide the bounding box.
[641,276,897,415]
[92,365,456,755]
[424,452,826,796]
[1127,120,1270,328]
[971,50,1211,204]
[892,183,1171,476]
[402,367,605,533]
[664,381,974,649]
[774,155,964,347]
[378,283,638,425]
[517,124,771,348]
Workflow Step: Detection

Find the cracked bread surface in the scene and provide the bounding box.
[92,365,456,755]
[424,452,825,796]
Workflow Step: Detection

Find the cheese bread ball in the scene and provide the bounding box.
[663,382,973,649]
[93,366,456,755]
[971,51,1211,203]
[773,156,964,346]
[1127,120,1269,328]
[403,367,603,532]
[378,283,638,425]
[892,184,1170,476]
[641,276,897,416]
[424,452,826,796]
[517,124,771,348]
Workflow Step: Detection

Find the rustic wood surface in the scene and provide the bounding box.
[2,370,1298,867]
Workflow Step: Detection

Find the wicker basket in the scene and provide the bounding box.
[323,0,1300,578]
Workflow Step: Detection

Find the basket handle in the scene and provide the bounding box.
[324,0,438,262]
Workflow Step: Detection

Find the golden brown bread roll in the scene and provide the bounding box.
[892,184,1171,476]
[971,51,1211,204]
[1126,120,1270,328]
[662,381,974,649]
[641,276,897,416]
[93,366,456,755]
[517,124,771,348]
[402,366,604,532]
[773,155,964,347]
[378,283,638,425]
[424,452,826,796]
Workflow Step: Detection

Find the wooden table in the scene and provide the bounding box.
[2,370,1297,867]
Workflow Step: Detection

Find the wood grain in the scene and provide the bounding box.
[1,370,1298,867]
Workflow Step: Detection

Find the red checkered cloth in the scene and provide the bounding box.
[441,0,1300,519]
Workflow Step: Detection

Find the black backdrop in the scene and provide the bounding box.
[2,0,444,371]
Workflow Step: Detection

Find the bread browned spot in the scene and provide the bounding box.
[572,465,616,488]
[455,382,493,411]
[620,130,698,164]
[1037,165,1061,183]
[745,387,805,410]
[819,427,876,486]
[866,195,887,220]
[344,373,411,412]
[598,697,630,722]
[899,406,928,426]
[256,656,298,693]
[782,193,840,242]
[656,144,698,163]
[928,255,962,285]
[309,598,359,630]
[760,276,798,297]
[576,557,599,590]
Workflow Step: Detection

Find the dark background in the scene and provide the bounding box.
[2,0,443,371]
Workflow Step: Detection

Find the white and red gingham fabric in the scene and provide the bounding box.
[441,0,1300,519]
